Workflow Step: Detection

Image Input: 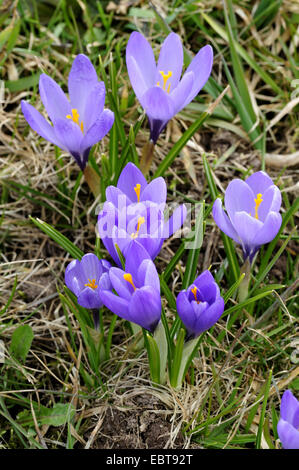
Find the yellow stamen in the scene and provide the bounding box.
[123,273,136,291]
[134,183,141,202]
[84,278,98,289]
[66,108,84,133]
[254,193,263,219]
[156,70,173,93]
[191,286,200,304]
[131,216,145,239]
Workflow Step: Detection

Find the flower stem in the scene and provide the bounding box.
[140,140,155,175]
[83,165,101,198]
[92,309,100,331]
[238,257,251,302]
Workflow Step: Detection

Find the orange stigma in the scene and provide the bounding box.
[134,183,141,202]
[254,193,263,219]
[123,273,136,291]
[156,70,172,93]
[84,278,98,289]
[131,216,145,239]
[191,286,200,304]
[66,108,84,132]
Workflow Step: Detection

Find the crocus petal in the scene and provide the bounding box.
[194,270,216,289]
[126,56,149,103]
[163,204,187,238]
[80,109,114,166]
[140,86,175,121]
[277,419,299,449]
[106,186,131,207]
[77,287,102,309]
[137,259,160,292]
[124,240,151,278]
[256,185,281,221]
[194,297,224,334]
[183,45,213,104]
[281,390,299,426]
[245,171,275,195]
[68,54,98,117]
[21,101,65,149]
[197,283,220,305]
[176,290,195,328]
[126,32,156,89]
[65,259,86,296]
[129,286,161,332]
[53,118,84,167]
[139,237,163,260]
[99,272,111,291]
[39,74,71,123]
[254,211,282,245]
[80,253,102,281]
[225,179,255,221]
[99,290,130,319]
[140,177,167,207]
[109,267,133,300]
[233,211,263,248]
[117,162,147,202]
[155,33,183,91]
[170,72,194,113]
[83,81,106,132]
[212,198,240,243]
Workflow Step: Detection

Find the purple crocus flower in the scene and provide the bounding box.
[106,162,167,209]
[21,54,114,170]
[98,161,186,266]
[126,32,213,143]
[212,171,282,262]
[99,241,161,332]
[277,390,299,449]
[97,199,186,267]
[65,253,111,309]
[176,270,224,340]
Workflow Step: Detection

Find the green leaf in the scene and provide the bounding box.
[183,202,205,288]
[145,332,161,384]
[153,112,209,178]
[18,403,76,427]
[29,217,83,260]
[153,321,168,385]
[5,73,41,92]
[10,325,34,363]
[202,12,283,96]
[170,328,186,388]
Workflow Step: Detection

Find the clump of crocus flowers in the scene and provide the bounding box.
[21,33,286,396]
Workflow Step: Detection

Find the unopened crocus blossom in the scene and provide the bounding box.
[126,32,213,143]
[277,390,299,449]
[176,270,224,340]
[212,171,282,262]
[65,253,111,309]
[99,241,161,332]
[21,54,114,170]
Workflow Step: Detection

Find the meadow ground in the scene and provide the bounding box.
[0,0,298,449]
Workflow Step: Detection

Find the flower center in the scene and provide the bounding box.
[66,108,84,132]
[254,193,263,219]
[191,286,200,304]
[134,183,141,202]
[131,216,145,239]
[157,70,172,93]
[123,273,136,291]
[84,278,98,289]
